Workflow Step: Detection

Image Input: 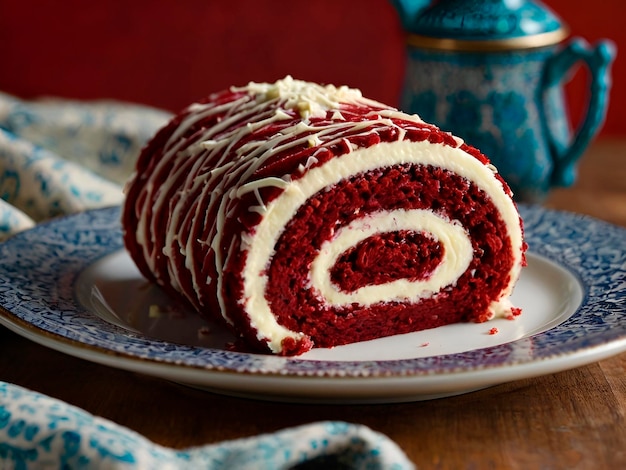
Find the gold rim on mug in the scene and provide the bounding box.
[406,27,569,52]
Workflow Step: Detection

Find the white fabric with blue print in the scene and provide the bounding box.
[0,92,171,240]
[0,382,414,469]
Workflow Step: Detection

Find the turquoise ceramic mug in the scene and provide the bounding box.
[391,0,616,202]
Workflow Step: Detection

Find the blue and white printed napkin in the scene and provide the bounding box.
[0,92,171,240]
[0,382,414,469]
[0,93,414,468]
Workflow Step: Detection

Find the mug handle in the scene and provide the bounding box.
[542,38,616,187]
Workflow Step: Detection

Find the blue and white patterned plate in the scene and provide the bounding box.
[0,205,625,403]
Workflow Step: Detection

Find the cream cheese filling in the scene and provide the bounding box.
[310,209,473,306]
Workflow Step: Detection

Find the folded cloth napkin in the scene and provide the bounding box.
[0,93,415,468]
[0,92,171,240]
[0,382,414,469]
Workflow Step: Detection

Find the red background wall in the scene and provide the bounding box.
[0,0,623,135]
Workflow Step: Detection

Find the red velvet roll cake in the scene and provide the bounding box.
[122,76,527,356]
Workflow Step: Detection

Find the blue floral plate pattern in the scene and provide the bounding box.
[0,205,625,404]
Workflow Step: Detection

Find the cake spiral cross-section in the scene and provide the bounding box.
[122,76,527,356]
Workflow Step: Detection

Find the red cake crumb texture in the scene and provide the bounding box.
[122,76,527,356]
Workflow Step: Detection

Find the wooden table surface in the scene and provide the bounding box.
[1,138,625,469]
